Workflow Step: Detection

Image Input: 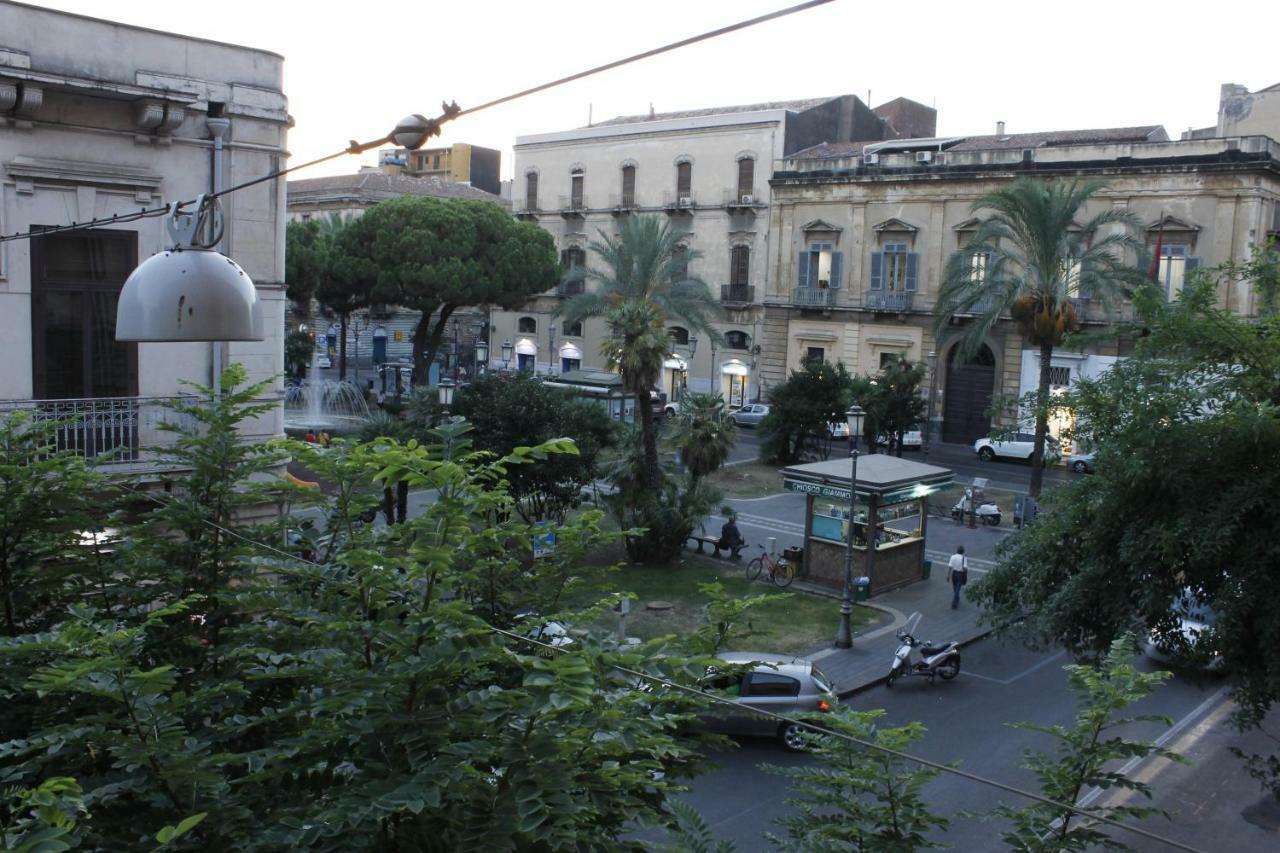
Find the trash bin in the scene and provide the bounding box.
[854,576,871,602]
[922,559,932,580]
[783,546,804,564]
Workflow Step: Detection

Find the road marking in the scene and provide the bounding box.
[1075,686,1232,812]
[964,650,1067,685]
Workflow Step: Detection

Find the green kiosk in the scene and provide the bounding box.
[779,454,953,596]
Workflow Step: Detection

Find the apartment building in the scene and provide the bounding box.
[0,1,289,473]
[764,126,1280,445]
[494,94,933,407]
[377,142,501,195]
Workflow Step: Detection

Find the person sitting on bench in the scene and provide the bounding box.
[718,513,744,561]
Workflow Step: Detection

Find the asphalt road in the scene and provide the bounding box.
[670,637,1227,851]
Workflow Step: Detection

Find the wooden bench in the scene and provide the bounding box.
[687,534,741,560]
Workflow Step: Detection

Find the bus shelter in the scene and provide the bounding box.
[780,454,953,596]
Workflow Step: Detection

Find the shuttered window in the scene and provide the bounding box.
[737,158,754,200]
[525,172,538,210]
[570,172,584,209]
[869,243,918,291]
[676,161,692,197]
[730,246,750,286]
[621,165,636,207]
[796,243,842,289]
[671,245,689,283]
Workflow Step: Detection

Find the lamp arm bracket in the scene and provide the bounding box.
[166,194,224,250]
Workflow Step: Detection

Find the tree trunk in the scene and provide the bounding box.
[338,313,349,381]
[411,304,456,387]
[635,383,661,490]
[382,486,395,526]
[396,480,409,524]
[1029,339,1055,498]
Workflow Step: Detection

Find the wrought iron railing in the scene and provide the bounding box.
[793,287,836,308]
[720,285,755,305]
[557,279,586,297]
[0,396,199,464]
[864,291,915,312]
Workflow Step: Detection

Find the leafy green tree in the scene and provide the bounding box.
[971,248,1280,786]
[669,392,737,484]
[1,776,89,852]
[934,178,1144,496]
[558,215,721,490]
[0,367,722,849]
[287,214,372,381]
[992,637,1183,851]
[284,328,313,380]
[874,356,927,457]
[450,372,616,523]
[348,196,559,383]
[764,707,948,851]
[0,412,102,637]
[759,361,854,464]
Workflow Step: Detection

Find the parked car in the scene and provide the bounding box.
[316,352,332,369]
[730,403,771,428]
[877,430,923,450]
[698,652,836,751]
[974,432,1061,462]
[663,401,681,419]
[1067,449,1096,474]
[827,420,850,440]
[1141,592,1223,671]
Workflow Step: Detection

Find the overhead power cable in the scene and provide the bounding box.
[107,475,1200,853]
[0,0,834,245]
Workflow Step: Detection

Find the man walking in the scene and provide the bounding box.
[947,545,968,609]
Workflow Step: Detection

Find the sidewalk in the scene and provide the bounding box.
[799,570,992,697]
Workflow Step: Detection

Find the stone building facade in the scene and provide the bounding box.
[0,1,289,471]
[494,95,933,407]
[765,128,1280,447]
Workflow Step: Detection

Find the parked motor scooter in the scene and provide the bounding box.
[886,612,961,687]
[951,488,1001,525]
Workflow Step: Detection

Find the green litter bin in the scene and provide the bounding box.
[854,576,871,602]
[922,559,933,580]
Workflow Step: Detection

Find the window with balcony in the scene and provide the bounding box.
[518,316,538,334]
[621,165,636,207]
[870,242,918,292]
[798,242,843,290]
[525,172,538,210]
[730,245,750,286]
[736,157,754,202]
[1154,244,1199,299]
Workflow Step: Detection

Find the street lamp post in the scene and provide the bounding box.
[835,403,866,649]
[548,323,557,376]
[688,336,698,398]
[438,376,455,416]
[926,350,938,454]
[501,338,513,371]
[351,312,371,386]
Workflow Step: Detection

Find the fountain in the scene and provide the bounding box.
[283,351,372,435]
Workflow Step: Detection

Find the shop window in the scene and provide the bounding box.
[561,357,581,374]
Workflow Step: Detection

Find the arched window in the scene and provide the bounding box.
[736,157,755,202]
[725,330,750,351]
[668,326,689,346]
[676,160,692,198]
[570,168,584,210]
[517,316,538,334]
[730,245,750,286]
[564,320,583,337]
[621,164,636,207]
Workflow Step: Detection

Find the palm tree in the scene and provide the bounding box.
[558,215,721,490]
[935,178,1144,496]
[670,392,737,483]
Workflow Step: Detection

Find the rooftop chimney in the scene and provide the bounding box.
[996,120,1006,136]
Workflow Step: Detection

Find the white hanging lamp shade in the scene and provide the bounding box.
[115,195,264,342]
[116,247,263,341]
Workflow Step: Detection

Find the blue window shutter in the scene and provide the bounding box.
[905,253,919,292]
[797,250,811,288]
[830,251,843,290]
[870,252,883,290]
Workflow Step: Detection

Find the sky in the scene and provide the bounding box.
[23,0,1279,182]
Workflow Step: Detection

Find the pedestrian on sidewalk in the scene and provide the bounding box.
[947,545,968,609]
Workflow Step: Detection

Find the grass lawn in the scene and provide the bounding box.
[563,553,884,656]
[705,461,788,499]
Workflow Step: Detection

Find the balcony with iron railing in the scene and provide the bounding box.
[661,190,696,213]
[558,194,587,217]
[721,188,762,210]
[0,395,201,466]
[864,290,915,312]
[793,287,837,308]
[608,193,638,214]
[720,284,755,306]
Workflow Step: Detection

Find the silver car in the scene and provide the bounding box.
[730,403,771,428]
[700,652,836,751]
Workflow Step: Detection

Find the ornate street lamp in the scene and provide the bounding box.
[835,403,867,649]
[500,338,513,370]
[438,376,456,415]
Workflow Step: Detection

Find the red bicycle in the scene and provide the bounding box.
[746,546,795,588]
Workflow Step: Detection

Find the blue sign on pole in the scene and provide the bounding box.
[532,523,557,559]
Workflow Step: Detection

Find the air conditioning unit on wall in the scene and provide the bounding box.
[863,153,879,166]
[740,194,755,204]
[915,151,933,164]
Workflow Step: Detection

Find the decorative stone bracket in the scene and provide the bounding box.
[134,98,186,143]
[0,79,43,128]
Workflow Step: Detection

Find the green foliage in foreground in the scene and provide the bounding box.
[0,368,726,851]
